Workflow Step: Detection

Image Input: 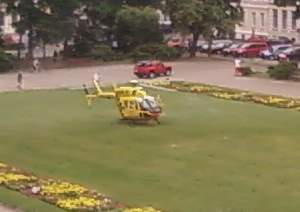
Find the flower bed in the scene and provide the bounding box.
[0,162,161,212]
[146,80,300,111]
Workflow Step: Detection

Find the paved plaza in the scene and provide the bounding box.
[1,58,300,98]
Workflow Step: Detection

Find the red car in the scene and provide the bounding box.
[235,42,268,57]
[134,60,172,78]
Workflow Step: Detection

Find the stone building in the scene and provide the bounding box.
[235,0,300,41]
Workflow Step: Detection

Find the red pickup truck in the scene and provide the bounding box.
[134,60,172,78]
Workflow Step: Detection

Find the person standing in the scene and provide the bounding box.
[17,71,23,90]
[33,58,40,72]
[53,50,58,62]
[234,56,242,76]
[93,72,100,83]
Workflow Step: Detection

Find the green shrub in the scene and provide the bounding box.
[132,44,183,61]
[267,62,297,80]
[91,45,114,61]
[72,39,93,57]
[0,50,14,73]
[131,51,152,61]
[241,67,253,76]
[91,45,128,61]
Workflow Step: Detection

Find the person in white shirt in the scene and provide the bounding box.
[93,72,100,83]
[234,56,242,76]
[33,58,40,72]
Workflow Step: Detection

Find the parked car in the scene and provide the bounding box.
[235,42,268,57]
[196,40,206,50]
[278,36,294,44]
[134,60,172,78]
[246,36,267,43]
[167,37,185,48]
[200,40,233,53]
[259,44,292,60]
[274,46,297,60]
[222,43,243,56]
[278,46,300,62]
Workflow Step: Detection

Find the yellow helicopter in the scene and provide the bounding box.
[83,80,163,124]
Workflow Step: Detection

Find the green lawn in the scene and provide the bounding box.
[1,89,300,212]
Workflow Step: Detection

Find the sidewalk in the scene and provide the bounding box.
[1,59,300,99]
[0,204,20,212]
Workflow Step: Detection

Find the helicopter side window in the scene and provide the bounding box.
[140,99,152,111]
[129,101,136,109]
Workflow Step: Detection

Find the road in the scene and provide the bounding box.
[1,57,300,98]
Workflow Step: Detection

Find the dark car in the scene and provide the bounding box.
[200,40,233,54]
[134,60,172,78]
[278,46,300,62]
[222,43,243,56]
[259,44,292,60]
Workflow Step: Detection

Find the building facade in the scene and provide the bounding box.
[0,5,17,34]
[236,0,300,41]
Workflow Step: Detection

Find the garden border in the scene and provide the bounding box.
[143,79,300,111]
[0,162,161,212]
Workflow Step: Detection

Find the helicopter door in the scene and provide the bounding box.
[123,100,140,119]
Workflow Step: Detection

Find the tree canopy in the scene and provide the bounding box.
[115,6,163,51]
[0,0,243,59]
[165,0,242,56]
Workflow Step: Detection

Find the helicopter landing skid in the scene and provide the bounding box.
[120,118,160,125]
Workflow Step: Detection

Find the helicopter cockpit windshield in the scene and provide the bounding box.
[138,96,161,113]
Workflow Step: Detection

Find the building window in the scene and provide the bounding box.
[252,12,256,27]
[0,12,4,26]
[273,9,278,29]
[282,10,287,30]
[260,13,265,27]
[292,11,297,30]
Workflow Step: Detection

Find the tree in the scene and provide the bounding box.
[0,28,4,48]
[165,0,242,57]
[2,0,49,59]
[1,0,81,59]
[35,14,63,58]
[81,0,162,47]
[44,0,80,58]
[114,6,163,51]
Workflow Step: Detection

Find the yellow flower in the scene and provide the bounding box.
[41,182,87,195]
[0,173,35,184]
[56,197,101,210]
[268,96,287,104]
[0,163,7,168]
[123,207,161,212]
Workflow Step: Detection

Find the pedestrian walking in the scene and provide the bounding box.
[53,50,58,62]
[17,71,23,90]
[33,58,40,72]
